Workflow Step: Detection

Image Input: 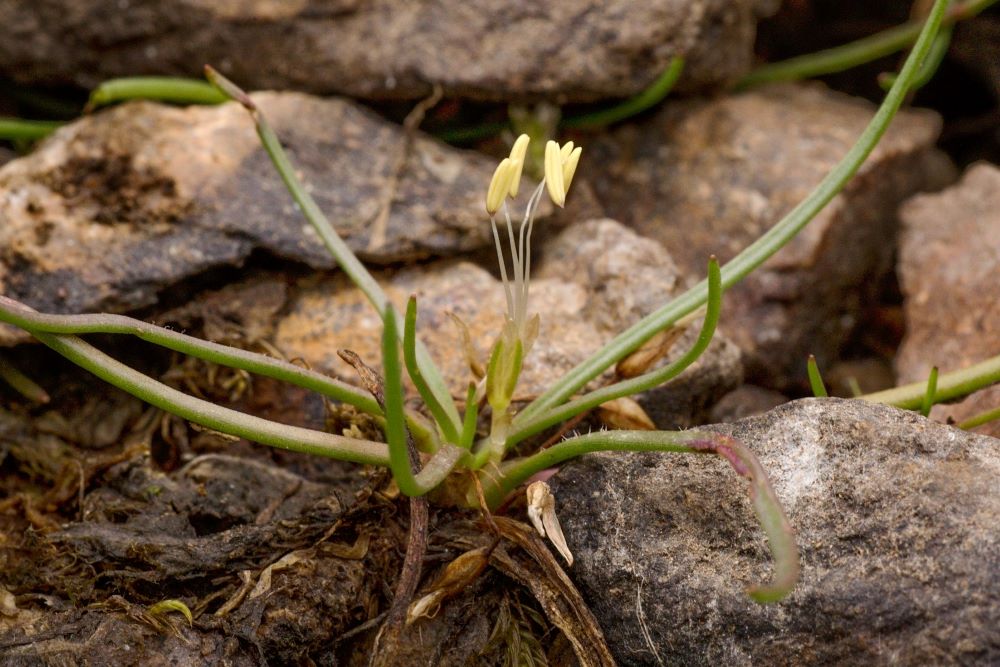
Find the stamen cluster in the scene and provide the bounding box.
[485,135,581,344]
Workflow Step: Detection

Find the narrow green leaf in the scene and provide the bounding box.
[807,355,829,398]
[460,382,479,450]
[404,297,459,443]
[920,366,939,417]
[88,77,227,111]
[381,306,422,496]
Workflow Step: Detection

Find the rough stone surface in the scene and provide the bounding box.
[0,92,512,343]
[896,162,1000,438]
[275,219,741,429]
[588,83,955,390]
[0,1,780,101]
[549,398,1000,666]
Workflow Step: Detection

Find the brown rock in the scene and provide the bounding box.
[550,398,1000,665]
[588,83,955,390]
[535,219,742,428]
[709,384,786,422]
[274,219,741,429]
[0,92,512,343]
[0,1,779,101]
[896,162,1000,438]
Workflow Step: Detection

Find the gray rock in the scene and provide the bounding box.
[0,92,509,343]
[549,398,1000,665]
[588,83,956,390]
[274,219,741,429]
[897,162,1000,438]
[0,1,779,101]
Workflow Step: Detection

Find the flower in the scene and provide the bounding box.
[483,134,582,427]
[484,135,582,342]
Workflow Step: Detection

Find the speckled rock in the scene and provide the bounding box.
[588,83,955,390]
[896,163,1000,438]
[275,219,742,429]
[0,92,514,344]
[549,398,1000,666]
[0,1,780,101]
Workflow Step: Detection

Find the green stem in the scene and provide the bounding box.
[204,66,462,435]
[0,356,50,403]
[736,0,995,89]
[0,118,63,141]
[459,382,479,449]
[562,57,685,129]
[513,0,950,428]
[807,355,829,397]
[920,366,939,417]
[35,330,390,466]
[0,295,379,414]
[87,77,227,111]
[861,353,1000,409]
[490,429,799,602]
[959,405,1000,430]
[506,256,721,448]
[382,307,463,495]
[878,26,954,92]
[404,297,460,443]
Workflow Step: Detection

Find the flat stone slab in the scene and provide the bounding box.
[274,219,741,429]
[0,1,779,101]
[587,83,954,390]
[0,92,510,343]
[896,162,1000,438]
[549,398,1000,665]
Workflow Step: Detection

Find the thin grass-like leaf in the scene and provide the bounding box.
[404,297,460,443]
[807,355,829,398]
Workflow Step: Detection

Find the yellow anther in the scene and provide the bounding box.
[559,141,575,160]
[544,140,566,207]
[562,146,582,193]
[507,134,530,198]
[486,157,518,215]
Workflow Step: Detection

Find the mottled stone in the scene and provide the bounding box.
[0,92,513,343]
[275,219,741,428]
[550,398,1000,666]
[588,83,955,390]
[897,163,1000,438]
[0,1,780,101]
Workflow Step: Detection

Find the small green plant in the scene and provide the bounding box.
[0,0,973,629]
